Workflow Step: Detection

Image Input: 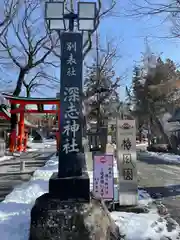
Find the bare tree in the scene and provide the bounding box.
[0,0,19,37]
[83,36,121,151]
[23,71,59,97]
[0,0,59,131]
[23,64,60,97]
[121,0,180,37]
[84,36,121,122]
[122,0,179,16]
[21,0,117,97]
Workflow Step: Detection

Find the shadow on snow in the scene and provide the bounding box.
[137,152,180,166]
[139,185,180,199]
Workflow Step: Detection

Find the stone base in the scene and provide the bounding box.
[29,193,121,240]
[49,172,90,201]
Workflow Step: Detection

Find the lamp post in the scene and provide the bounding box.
[45,1,96,201]
[45,1,96,32]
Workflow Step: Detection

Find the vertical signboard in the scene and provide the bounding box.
[58,32,83,176]
[93,154,114,200]
[116,119,138,206]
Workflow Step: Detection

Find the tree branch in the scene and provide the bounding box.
[47,0,116,59]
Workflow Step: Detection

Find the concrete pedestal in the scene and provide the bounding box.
[29,193,121,240]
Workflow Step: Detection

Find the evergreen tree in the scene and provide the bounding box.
[128,56,180,146]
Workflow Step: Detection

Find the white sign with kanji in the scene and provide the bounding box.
[116,119,138,206]
[93,154,114,200]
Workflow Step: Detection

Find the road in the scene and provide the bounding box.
[0,147,56,202]
[138,151,180,224]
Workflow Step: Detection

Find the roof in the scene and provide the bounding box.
[3,94,59,104]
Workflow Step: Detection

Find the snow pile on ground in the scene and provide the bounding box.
[27,139,56,151]
[136,142,148,147]
[26,148,37,152]
[0,155,58,239]
[136,142,148,151]
[111,209,180,240]
[146,151,180,164]
[0,155,179,240]
[0,155,13,163]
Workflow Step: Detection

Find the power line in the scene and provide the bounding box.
[35,89,53,97]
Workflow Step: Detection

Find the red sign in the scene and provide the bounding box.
[100,156,107,164]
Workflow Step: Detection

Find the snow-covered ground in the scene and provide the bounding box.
[136,142,148,147]
[0,155,13,163]
[0,155,179,240]
[136,142,148,151]
[27,139,56,152]
[146,151,180,164]
[136,141,180,164]
[111,209,180,240]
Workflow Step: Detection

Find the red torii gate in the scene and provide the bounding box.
[3,94,60,152]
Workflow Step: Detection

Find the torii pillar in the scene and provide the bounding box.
[17,104,25,152]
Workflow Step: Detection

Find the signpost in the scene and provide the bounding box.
[93,154,114,200]
[116,119,138,206]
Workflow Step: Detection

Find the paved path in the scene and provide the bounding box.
[0,147,55,202]
[138,151,180,224]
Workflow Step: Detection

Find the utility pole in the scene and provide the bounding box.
[96,30,101,148]
[96,30,100,131]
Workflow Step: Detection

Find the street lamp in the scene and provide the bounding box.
[29,2,98,239]
[44,1,97,201]
[45,1,96,32]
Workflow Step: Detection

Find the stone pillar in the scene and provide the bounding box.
[48,32,89,201]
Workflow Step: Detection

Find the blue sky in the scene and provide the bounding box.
[3,0,180,101]
[97,0,180,100]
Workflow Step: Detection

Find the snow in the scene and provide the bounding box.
[27,139,56,151]
[0,156,13,162]
[26,148,37,152]
[111,210,180,240]
[136,142,148,151]
[146,151,180,164]
[0,154,179,240]
[0,155,58,240]
[136,142,148,147]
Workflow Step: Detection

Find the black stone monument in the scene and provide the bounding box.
[49,32,89,201]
